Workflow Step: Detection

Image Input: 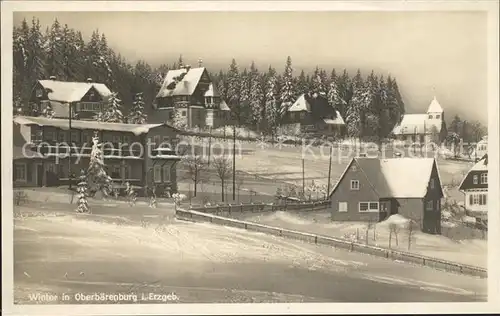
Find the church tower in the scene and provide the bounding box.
[427,96,444,121]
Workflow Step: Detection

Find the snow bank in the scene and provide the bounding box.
[462,215,477,224]
[378,214,410,229]
[441,210,452,220]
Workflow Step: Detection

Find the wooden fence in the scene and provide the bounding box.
[188,200,330,215]
[176,208,487,279]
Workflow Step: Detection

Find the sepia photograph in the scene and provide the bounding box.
[2,1,499,315]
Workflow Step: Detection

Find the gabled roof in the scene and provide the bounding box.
[458,154,488,190]
[204,83,220,97]
[323,112,345,125]
[392,114,442,135]
[156,67,207,98]
[330,157,439,199]
[38,80,112,103]
[288,94,311,112]
[13,116,177,135]
[427,96,444,113]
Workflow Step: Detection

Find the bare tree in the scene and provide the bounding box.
[389,223,399,248]
[213,156,232,202]
[407,219,416,251]
[182,155,206,197]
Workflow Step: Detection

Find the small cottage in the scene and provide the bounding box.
[459,154,488,215]
[329,157,444,234]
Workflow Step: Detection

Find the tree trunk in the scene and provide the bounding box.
[221,179,225,202]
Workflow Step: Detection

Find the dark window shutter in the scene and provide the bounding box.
[469,194,473,205]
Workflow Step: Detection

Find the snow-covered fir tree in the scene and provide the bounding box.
[87,133,112,196]
[127,92,147,124]
[385,75,405,128]
[311,66,327,96]
[337,69,351,116]
[102,92,124,123]
[279,56,295,120]
[226,59,242,124]
[265,66,279,136]
[75,170,90,213]
[345,70,365,139]
[41,101,55,118]
[239,68,251,125]
[125,181,137,206]
[327,69,345,114]
[363,71,380,139]
[171,108,187,129]
[216,70,227,101]
[377,75,392,138]
[45,18,65,79]
[248,61,264,128]
[296,70,308,97]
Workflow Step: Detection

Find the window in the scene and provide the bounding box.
[359,202,379,212]
[350,180,359,190]
[110,165,121,179]
[14,163,27,181]
[338,202,348,212]
[430,178,435,189]
[428,115,433,119]
[426,200,434,211]
[351,165,357,172]
[46,163,56,173]
[58,131,67,143]
[122,135,131,146]
[153,135,161,147]
[154,165,161,183]
[123,164,131,180]
[470,193,487,205]
[82,131,92,146]
[93,103,101,111]
[181,110,187,117]
[437,199,441,210]
[473,175,478,184]
[112,135,121,144]
[436,115,440,119]
[70,131,78,143]
[31,129,43,143]
[162,165,170,182]
[36,89,43,97]
[45,131,57,142]
[481,173,487,184]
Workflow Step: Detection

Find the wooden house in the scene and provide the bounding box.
[12,116,181,196]
[153,66,231,128]
[329,157,444,234]
[28,77,113,120]
[459,154,488,215]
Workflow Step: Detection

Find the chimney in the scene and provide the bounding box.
[49,76,56,81]
[86,78,93,83]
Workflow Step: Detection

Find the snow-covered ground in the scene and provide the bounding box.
[14,208,486,303]
[232,211,487,269]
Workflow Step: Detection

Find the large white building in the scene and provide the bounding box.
[392,97,447,144]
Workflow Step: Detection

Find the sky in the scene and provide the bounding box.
[13,11,488,124]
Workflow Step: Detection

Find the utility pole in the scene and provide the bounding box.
[327,146,333,195]
[232,124,236,201]
[64,55,73,190]
[302,158,305,197]
[207,126,212,167]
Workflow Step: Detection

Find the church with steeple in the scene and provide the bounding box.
[392,96,447,144]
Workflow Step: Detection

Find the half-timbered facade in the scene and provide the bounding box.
[27,77,113,120]
[153,66,231,128]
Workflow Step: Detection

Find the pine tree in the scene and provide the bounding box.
[386,75,404,129]
[377,75,392,138]
[337,69,352,115]
[102,92,124,123]
[296,70,308,98]
[45,19,64,78]
[76,170,90,213]
[248,61,264,128]
[239,68,251,125]
[345,70,365,139]
[327,70,345,114]
[127,92,147,124]
[279,56,295,121]
[311,66,324,96]
[319,69,329,95]
[178,54,184,68]
[363,71,380,139]
[216,70,227,101]
[87,133,112,196]
[264,66,279,136]
[171,108,187,129]
[226,59,242,124]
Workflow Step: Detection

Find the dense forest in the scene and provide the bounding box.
[14,17,411,139]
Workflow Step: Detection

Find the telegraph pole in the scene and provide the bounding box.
[64,54,73,190]
[302,158,305,197]
[327,146,333,196]
[232,124,236,201]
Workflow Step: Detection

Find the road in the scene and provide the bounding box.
[14,208,486,304]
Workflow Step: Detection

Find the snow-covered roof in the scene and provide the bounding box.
[323,111,345,125]
[13,116,174,136]
[219,99,231,111]
[38,80,112,103]
[470,155,488,172]
[427,96,444,113]
[330,157,440,198]
[392,114,442,135]
[156,67,207,98]
[288,94,311,112]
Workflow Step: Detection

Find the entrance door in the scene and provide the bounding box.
[37,164,44,186]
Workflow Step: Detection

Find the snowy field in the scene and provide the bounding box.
[13,205,486,303]
[230,211,487,269]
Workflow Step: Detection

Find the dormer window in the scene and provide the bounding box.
[36,89,43,98]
